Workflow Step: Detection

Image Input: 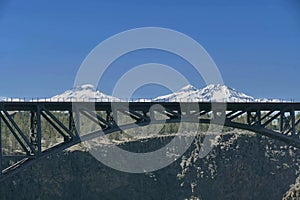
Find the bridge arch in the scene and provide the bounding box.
[0,102,300,180]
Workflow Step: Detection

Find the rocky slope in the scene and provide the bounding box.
[0,131,299,200]
[283,175,300,199]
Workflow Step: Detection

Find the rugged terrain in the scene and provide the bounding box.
[0,130,299,200]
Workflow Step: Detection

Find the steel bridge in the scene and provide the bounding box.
[1,101,300,181]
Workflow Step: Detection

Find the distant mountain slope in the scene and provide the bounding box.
[50,84,120,102]
[153,84,200,102]
[46,83,282,102]
[154,84,254,102]
[154,84,281,102]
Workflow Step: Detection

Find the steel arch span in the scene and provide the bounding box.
[1,102,300,181]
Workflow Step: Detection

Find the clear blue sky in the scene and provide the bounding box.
[0,0,299,100]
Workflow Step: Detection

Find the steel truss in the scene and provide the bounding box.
[0,102,300,181]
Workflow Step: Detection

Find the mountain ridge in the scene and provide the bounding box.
[0,84,283,102]
[50,84,119,102]
[49,84,282,102]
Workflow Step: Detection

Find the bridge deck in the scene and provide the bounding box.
[1,101,300,111]
[0,101,300,181]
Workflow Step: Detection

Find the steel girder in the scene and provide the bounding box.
[0,102,300,181]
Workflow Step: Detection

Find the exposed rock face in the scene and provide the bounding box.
[283,176,300,199]
[0,131,299,200]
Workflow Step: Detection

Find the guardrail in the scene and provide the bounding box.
[0,97,296,103]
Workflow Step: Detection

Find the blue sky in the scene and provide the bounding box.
[0,0,299,100]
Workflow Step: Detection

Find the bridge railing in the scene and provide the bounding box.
[0,97,295,103]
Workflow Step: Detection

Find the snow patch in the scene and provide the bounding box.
[154,84,285,102]
[49,84,120,102]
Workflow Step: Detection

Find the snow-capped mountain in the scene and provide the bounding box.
[198,84,255,102]
[154,84,281,102]
[50,84,120,102]
[41,83,283,102]
[153,84,204,102]
[0,84,285,102]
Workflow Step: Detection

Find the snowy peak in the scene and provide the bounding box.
[199,84,255,102]
[50,84,119,102]
[0,84,285,102]
[44,83,283,102]
[73,84,96,91]
[154,84,257,102]
[177,84,198,92]
[153,84,201,102]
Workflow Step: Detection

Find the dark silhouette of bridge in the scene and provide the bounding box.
[1,101,300,181]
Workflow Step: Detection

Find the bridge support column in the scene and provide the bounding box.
[280,111,284,133]
[36,107,42,154]
[106,111,117,127]
[75,110,80,136]
[247,111,261,125]
[68,111,77,138]
[291,109,296,136]
[257,111,261,126]
[30,108,42,154]
[30,111,36,152]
